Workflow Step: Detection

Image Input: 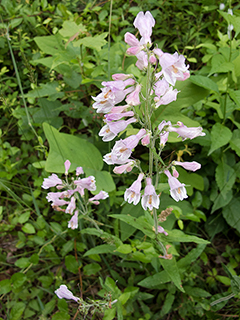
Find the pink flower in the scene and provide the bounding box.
[76,167,84,176]
[55,285,79,302]
[141,177,160,211]
[124,32,143,56]
[109,105,129,114]
[99,117,137,142]
[164,170,187,202]
[157,226,168,236]
[126,84,141,106]
[74,176,96,191]
[104,111,134,121]
[64,160,71,175]
[173,161,201,172]
[105,129,146,165]
[133,11,155,45]
[68,210,78,229]
[167,121,205,140]
[158,52,190,86]
[154,78,179,108]
[113,160,135,174]
[141,131,151,146]
[89,191,109,205]
[124,32,140,46]
[92,80,134,113]
[112,73,132,81]
[42,174,62,189]
[46,192,69,206]
[172,167,179,178]
[65,196,76,214]
[158,120,171,147]
[124,173,144,205]
[135,51,148,70]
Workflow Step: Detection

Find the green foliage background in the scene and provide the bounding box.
[1,0,240,319]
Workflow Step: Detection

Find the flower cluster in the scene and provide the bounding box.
[92,11,205,258]
[42,160,109,229]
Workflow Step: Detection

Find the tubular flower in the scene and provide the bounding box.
[173,160,201,172]
[158,52,190,86]
[65,196,76,214]
[64,160,71,175]
[141,177,160,211]
[46,192,69,206]
[158,120,171,147]
[157,225,168,236]
[42,174,63,189]
[99,117,137,142]
[124,173,144,205]
[167,121,205,140]
[105,129,146,165]
[92,80,134,113]
[164,170,187,202]
[76,167,84,176]
[133,11,155,45]
[135,51,148,70]
[113,160,136,174]
[68,210,78,229]
[74,176,96,192]
[126,84,142,106]
[154,78,179,108]
[88,191,109,205]
[55,285,80,303]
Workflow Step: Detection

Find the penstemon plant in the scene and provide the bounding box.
[93,11,205,258]
[43,10,207,317]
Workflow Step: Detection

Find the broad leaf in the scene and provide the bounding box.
[160,257,185,292]
[222,197,240,233]
[43,123,115,193]
[215,162,236,196]
[230,129,240,156]
[74,33,108,51]
[208,123,232,155]
[190,75,219,92]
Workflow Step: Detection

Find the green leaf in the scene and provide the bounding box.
[25,82,63,100]
[184,286,211,297]
[11,273,27,289]
[22,223,35,234]
[59,21,87,38]
[229,89,240,108]
[83,263,101,276]
[208,123,232,155]
[138,244,206,288]
[160,293,175,316]
[116,244,132,254]
[211,190,233,213]
[222,197,240,233]
[34,34,64,55]
[43,123,115,193]
[167,230,209,244]
[52,311,70,320]
[120,203,144,241]
[15,258,30,269]
[190,75,219,92]
[230,129,240,156]
[18,211,30,224]
[109,214,154,238]
[0,279,11,294]
[160,257,184,292]
[10,302,25,320]
[65,255,79,273]
[74,33,108,51]
[84,244,116,256]
[215,162,236,196]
